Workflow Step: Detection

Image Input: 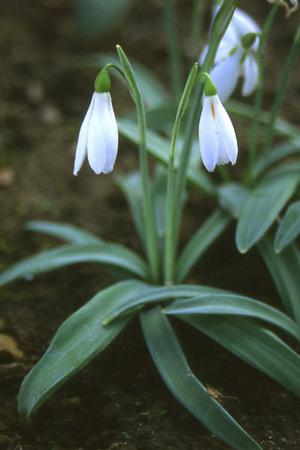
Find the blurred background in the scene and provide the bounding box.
[0,1,300,449]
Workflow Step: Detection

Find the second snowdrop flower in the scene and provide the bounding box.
[201,7,261,103]
[199,76,238,172]
[73,69,118,176]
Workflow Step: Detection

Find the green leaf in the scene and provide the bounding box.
[118,118,215,196]
[117,167,168,253]
[236,175,298,253]
[74,0,131,39]
[228,100,299,138]
[92,53,169,110]
[275,201,300,252]
[18,280,148,421]
[26,221,102,245]
[0,243,147,287]
[259,236,300,324]
[102,284,223,325]
[183,315,300,398]
[117,173,145,245]
[263,160,300,180]
[146,104,176,132]
[176,210,230,282]
[253,138,300,178]
[165,294,299,340]
[218,183,249,219]
[141,307,261,450]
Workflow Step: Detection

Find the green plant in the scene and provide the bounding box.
[1,1,300,449]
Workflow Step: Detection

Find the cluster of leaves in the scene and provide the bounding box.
[1,1,300,449]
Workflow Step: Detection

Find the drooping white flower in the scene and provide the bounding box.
[201,7,261,103]
[199,94,238,172]
[73,92,118,175]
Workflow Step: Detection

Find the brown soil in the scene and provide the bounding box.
[1,1,300,449]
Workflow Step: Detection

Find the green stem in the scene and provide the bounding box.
[247,5,278,178]
[263,25,300,151]
[164,64,199,284]
[116,46,159,282]
[174,0,238,243]
[191,0,205,57]
[162,0,183,100]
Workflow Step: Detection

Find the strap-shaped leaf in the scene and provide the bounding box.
[117,173,145,244]
[183,315,300,398]
[253,138,300,178]
[118,167,168,253]
[228,100,299,138]
[18,280,149,421]
[274,201,300,253]
[176,210,230,282]
[165,294,299,340]
[118,118,216,196]
[93,52,169,109]
[259,236,300,324]
[218,183,249,219]
[26,221,102,245]
[141,307,261,450]
[0,243,147,287]
[236,175,298,253]
[264,160,300,180]
[102,284,223,325]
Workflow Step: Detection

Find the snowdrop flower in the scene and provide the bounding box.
[73,69,118,176]
[199,76,238,172]
[267,0,298,17]
[201,7,261,103]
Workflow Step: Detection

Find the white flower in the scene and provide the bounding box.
[201,7,261,103]
[199,95,238,172]
[73,92,118,175]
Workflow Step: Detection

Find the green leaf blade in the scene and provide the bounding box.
[176,209,230,282]
[26,221,102,245]
[0,243,147,287]
[141,307,261,450]
[259,236,300,324]
[236,176,298,253]
[18,280,148,421]
[184,315,300,398]
[165,294,299,340]
[275,201,300,252]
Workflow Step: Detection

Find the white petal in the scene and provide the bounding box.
[242,54,259,97]
[214,5,260,50]
[73,93,95,175]
[87,93,107,174]
[199,96,219,172]
[213,96,238,166]
[210,49,242,103]
[232,8,260,37]
[101,93,118,174]
[87,93,118,175]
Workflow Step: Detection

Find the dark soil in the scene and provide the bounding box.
[1,1,300,449]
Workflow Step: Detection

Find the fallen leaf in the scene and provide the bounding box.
[0,333,24,360]
[0,167,15,187]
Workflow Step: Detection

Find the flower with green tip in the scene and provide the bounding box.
[199,91,238,172]
[73,70,118,176]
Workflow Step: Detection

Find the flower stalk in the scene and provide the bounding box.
[117,45,159,282]
[263,25,300,152]
[248,4,278,178]
[162,0,183,100]
[164,63,199,284]
[173,0,239,247]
